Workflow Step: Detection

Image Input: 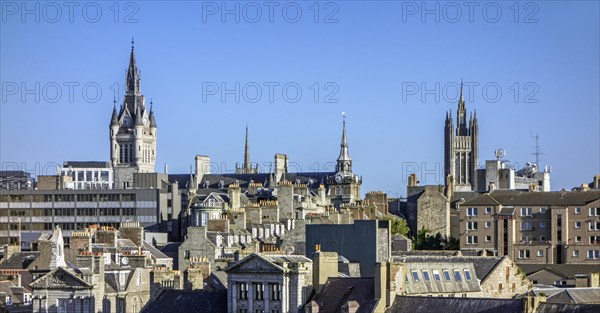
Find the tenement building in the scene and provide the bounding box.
[459,189,600,264]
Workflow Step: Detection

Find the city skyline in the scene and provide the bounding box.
[1,1,599,196]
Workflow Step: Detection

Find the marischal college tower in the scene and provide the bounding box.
[444,81,479,192]
[110,41,157,188]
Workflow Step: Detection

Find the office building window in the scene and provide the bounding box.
[422,271,431,282]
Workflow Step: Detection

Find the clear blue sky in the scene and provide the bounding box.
[1,1,599,196]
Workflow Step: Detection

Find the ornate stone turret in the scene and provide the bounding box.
[110,39,157,188]
[444,79,479,192]
[49,226,66,269]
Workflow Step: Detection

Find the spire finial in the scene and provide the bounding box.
[113,97,117,107]
[131,37,135,51]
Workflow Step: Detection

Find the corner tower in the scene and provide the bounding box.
[110,39,157,188]
[444,80,479,191]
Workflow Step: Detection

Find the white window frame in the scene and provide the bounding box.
[587,250,600,259]
[521,207,532,217]
[537,250,544,257]
[519,250,531,259]
[540,221,547,229]
[467,207,478,217]
[485,221,491,229]
[575,221,582,229]
[573,250,579,257]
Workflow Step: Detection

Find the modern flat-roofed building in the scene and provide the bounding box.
[0,172,183,247]
[0,171,34,190]
[59,161,114,189]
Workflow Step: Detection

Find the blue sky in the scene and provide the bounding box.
[1,1,599,196]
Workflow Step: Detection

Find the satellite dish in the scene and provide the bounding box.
[121,257,129,265]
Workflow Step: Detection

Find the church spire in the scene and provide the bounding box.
[456,78,468,136]
[243,125,251,170]
[126,37,140,96]
[336,113,352,173]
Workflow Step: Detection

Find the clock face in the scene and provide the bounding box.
[335,174,342,183]
[123,117,131,126]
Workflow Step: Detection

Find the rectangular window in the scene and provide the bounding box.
[589,208,599,216]
[443,270,451,281]
[537,250,544,257]
[464,270,472,281]
[453,270,462,281]
[590,236,600,245]
[575,207,581,214]
[467,208,478,217]
[589,221,600,231]
[540,221,547,229]
[485,235,492,242]
[466,221,478,230]
[540,207,547,214]
[432,270,441,282]
[540,236,546,242]
[521,207,532,217]
[519,250,531,259]
[521,221,533,231]
[576,236,582,243]
[411,271,420,282]
[422,271,430,282]
[485,207,492,214]
[253,283,264,300]
[467,236,478,244]
[587,250,600,259]
[485,221,491,228]
[573,250,579,257]
[238,283,248,300]
[575,221,582,229]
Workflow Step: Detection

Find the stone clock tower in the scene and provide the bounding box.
[110,40,157,188]
[327,114,362,207]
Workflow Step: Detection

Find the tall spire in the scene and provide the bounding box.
[336,113,352,173]
[456,78,468,136]
[126,37,140,96]
[243,125,250,170]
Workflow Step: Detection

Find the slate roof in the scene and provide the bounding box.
[168,174,194,189]
[536,303,600,313]
[392,255,504,282]
[386,295,525,313]
[518,264,600,279]
[308,277,377,313]
[463,190,600,207]
[141,289,227,313]
[541,288,600,304]
[200,172,334,191]
[0,252,39,269]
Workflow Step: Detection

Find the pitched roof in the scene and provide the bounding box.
[387,296,525,313]
[536,303,600,313]
[141,289,227,313]
[518,264,600,279]
[463,190,600,207]
[541,288,600,304]
[308,277,377,313]
[393,255,504,282]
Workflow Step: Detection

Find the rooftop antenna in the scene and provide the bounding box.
[531,133,544,166]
